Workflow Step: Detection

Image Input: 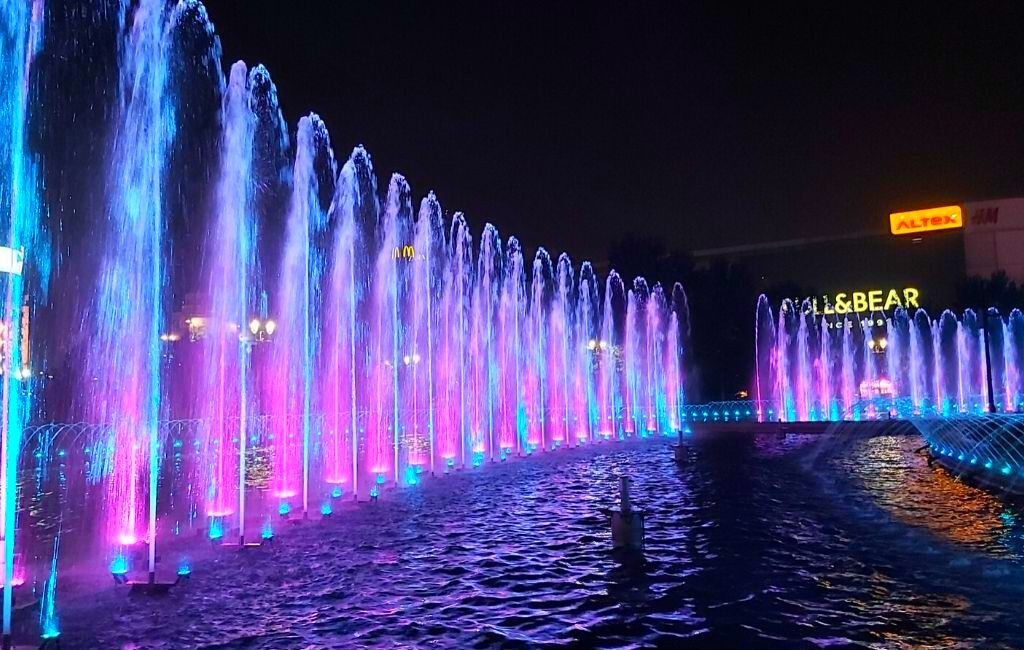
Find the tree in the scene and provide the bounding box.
[955,271,1024,314]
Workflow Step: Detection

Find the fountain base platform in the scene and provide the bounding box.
[930,452,1024,496]
[127,579,180,595]
[113,572,188,594]
[220,539,269,550]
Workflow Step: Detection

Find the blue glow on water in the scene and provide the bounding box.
[369,486,379,498]
[984,460,994,470]
[208,517,224,540]
[405,466,419,486]
[320,503,332,516]
[278,502,291,516]
[177,564,192,577]
[1001,464,1012,476]
[261,521,274,540]
[331,486,343,498]
[110,555,128,576]
[376,473,386,485]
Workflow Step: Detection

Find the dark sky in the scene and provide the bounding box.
[203,1,1024,263]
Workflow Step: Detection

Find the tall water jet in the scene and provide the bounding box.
[936,310,958,415]
[792,304,810,421]
[818,319,834,419]
[551,254,574,446]
[434,217,467,468]
[195,59,257,543]
[1007,309,1024,411]
[268,114,334,517]
[646,283,667,432]
[754,294,776,422]
[409,192,444,472]
[668,282,689,430]
[365,174,411,488]
[625,279,648,434]
[324,146,375,499]
[87,0,190,580]
[576,263,599,442]
[498,237,526,454]
[528,249,553,450]
[444,215,472,464]
[774,300,794,421]
[598,271,626,438]
[887,309,908,414]
[471,225,501,462]
[395,188,436,479]
[0,0,47,641]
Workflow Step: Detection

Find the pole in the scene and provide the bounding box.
[619,476,631,513]
[238,342,248,546]
[148,416,157,583]
[981,307,997,414]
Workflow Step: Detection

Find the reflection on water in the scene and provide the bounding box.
[841,435,1023,555]
[50,433,1024,648]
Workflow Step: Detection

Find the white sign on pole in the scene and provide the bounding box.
[0,247,24,276]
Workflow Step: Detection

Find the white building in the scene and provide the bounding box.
[963,198,1024,284]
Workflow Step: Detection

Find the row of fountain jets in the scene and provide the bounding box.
[0,5,688,636]
[755,296,1024,422]
[2,0,688,571]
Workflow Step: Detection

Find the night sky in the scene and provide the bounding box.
[204,1,1024,264]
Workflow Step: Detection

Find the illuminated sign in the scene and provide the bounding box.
[392,245,420,261]
[784,287,921,316]
[889,205,962,236]
[815,288,919,315]
[971,206,999,226]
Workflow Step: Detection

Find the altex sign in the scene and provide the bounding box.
[889,205,963,236]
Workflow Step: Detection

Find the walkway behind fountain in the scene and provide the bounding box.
[57,432,1024,648]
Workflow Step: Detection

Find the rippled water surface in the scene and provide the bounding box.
[60,432,1024,648]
